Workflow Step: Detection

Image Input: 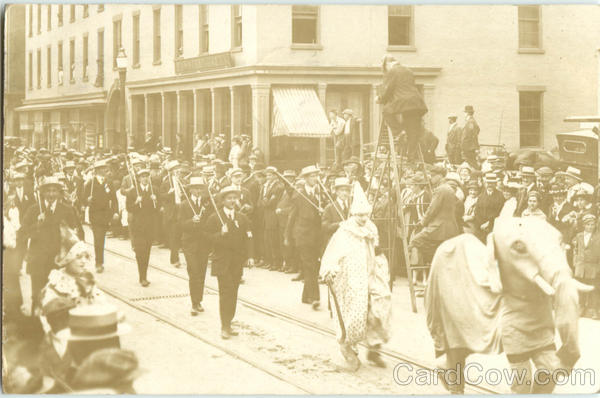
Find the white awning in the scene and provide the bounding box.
[272,87,330,138]
[15,98,105,112]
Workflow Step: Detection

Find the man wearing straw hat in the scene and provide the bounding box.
[321,177,352,247]
[126,169,158,287]
[21,176,82,312]
[206,185,255,339]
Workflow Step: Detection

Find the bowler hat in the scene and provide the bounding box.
[464,105,474,113]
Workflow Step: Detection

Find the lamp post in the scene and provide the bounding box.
[116,47,128,151]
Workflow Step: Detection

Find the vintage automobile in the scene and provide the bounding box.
[557,116,600,184]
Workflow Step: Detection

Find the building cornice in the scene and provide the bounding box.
[126,64,442,90]
[22,91,107,105]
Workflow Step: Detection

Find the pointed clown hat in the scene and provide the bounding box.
[349,181,372,215]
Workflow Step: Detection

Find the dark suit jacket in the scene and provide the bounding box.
[206,208,253,276]
[159,176,181,220]
[126,187,158,247]
[549,200,575,239]
[177,198,211,252]
[321,200,348,247]
[420,183,460,241]
[286,186,323,248]
[259,180,284,230]
[21,201,82,274]
[474,190,505,232]
[461,117,480,152]
[446,124,462,152]
[420,129,439,164]
[83,177,117,228]
[9,187,35,226]
[379,63,428,116]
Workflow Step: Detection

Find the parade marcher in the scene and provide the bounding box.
[126,169,158,287]
[286,165,323,309]
[321,177,351,248]
[473,173,505,240]
[160,160,185,268]
[260,166,284,271]
[445,113,462,165]
[21,176,83,313]
[7,172,34,273]
[521,190,547,221]
[62,161,83,214]
[378,55,428,162]
[206,186,255,339]
[83,160,119,273]
[321,182,391,371]
[460,105,480,169]
[3,193,25,323]
[178,177,211,315]
[572,214,600,319]
[276,170,299,275]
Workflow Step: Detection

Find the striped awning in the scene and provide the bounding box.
[272,87,330,138]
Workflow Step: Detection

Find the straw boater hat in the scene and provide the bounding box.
[283,170,296,178]
[349,181,372,215]
[66,304,131,341]
[484,173,499,184]
[64,160,76,170]
[536,166,553,177]
[136,168,150,177]
[556,166,583,182]
[93,160,109,169]
[187,177,206,188]
[228,167,244,177]
[520,166,535,177]
[549,184,568,195]
[165,160,181,172]
[583,214,597,225]
[265,166,278,175]
[219,185,241,198]
[333,177,352,190]
[342,109,354,116]
[39,176,63,189]
[299,165,320,177]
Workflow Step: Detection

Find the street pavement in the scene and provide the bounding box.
[89,227,600,394]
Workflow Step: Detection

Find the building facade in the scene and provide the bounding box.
[19,4,600,165]
[4,5,26,141]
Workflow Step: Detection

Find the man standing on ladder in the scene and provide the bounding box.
[377,55,428,162]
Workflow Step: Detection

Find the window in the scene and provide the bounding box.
[28,52,32,89]
[83,34,89,80]
[47,5,51,31]
[113,17,122,68]
[175,5,183,58]
[518,5,542,50]
[96,29,104,87]
[519,91,543,147]
[28,5,32,37]
[47,46,51,87]
[291,5,318,44]
[199,5,209,54]
[37,4,41,34]
[153,8,161,63]
[132,13,140,66]
[98,4,104,13]
[69,39,75,83]
[58,5,63,26]
[388,6,413,47]
[58,41,63,85]
[70,4,75,22]
[83,5,89,18]
[37,49,41,88]
[231,5,242,49]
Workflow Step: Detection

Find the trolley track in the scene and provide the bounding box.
[92,242,500,394]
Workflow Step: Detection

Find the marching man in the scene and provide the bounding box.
[320,182,392,371]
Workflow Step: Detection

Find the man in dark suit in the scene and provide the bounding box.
[445,114,462,165]
[276,170,299,275]
[206,186,254,339]
[408,166,461,265]
[321,177,351,248]
[83,160,118,273]
[285,165,324,310]
[21,176,83,311]
[515,166,537,216]
[126,169,159,286]
[178,177,212,315]
[63,160,83,214]
[8,173,35,271]
[461,105,480,169]
[420,127,439,164]
[159,160,185,268]
[260,167,285,271]
[474,173,506,241]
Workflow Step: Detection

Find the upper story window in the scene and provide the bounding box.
[519,90,543,147]
[132,12,140,66]
[70,4,75,23]
[58,5,63,26]
[291,5,319,45]
[58,41,64,85]
[175,5,183,58]
[153,7,162,64]
[47,5,51,31]
[28,52,32,89]
[36,48,41,88]
[96,29,104,87]
[388,6,414,47]
[83,5,89,18]
[113,17,122,68]
[47,46,51,87]
[518,5,542,51]
[69,39,75,83]
[231,5,242,49]
[199,5,209,54]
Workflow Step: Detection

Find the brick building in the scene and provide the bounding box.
[17,4,600,165]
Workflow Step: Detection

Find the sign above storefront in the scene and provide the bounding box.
[174,52,234,75]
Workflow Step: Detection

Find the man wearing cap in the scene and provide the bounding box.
[473,173,505,239]
[445,114,462,164]
[126,169,158,287]
[259,166,285,271]
[178,177,212,315]
[160,161,185,268]
[206,186,255,339]
[515,166,537,216]
[286,165,323,309]
[378,55,428,162]
[460,105,480,169]
[21,176,82,311]
[83,161,118,273]
[408,166,460,266]
[321,178,351,248]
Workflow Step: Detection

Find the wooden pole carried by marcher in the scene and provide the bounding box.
[326,280,346,342]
